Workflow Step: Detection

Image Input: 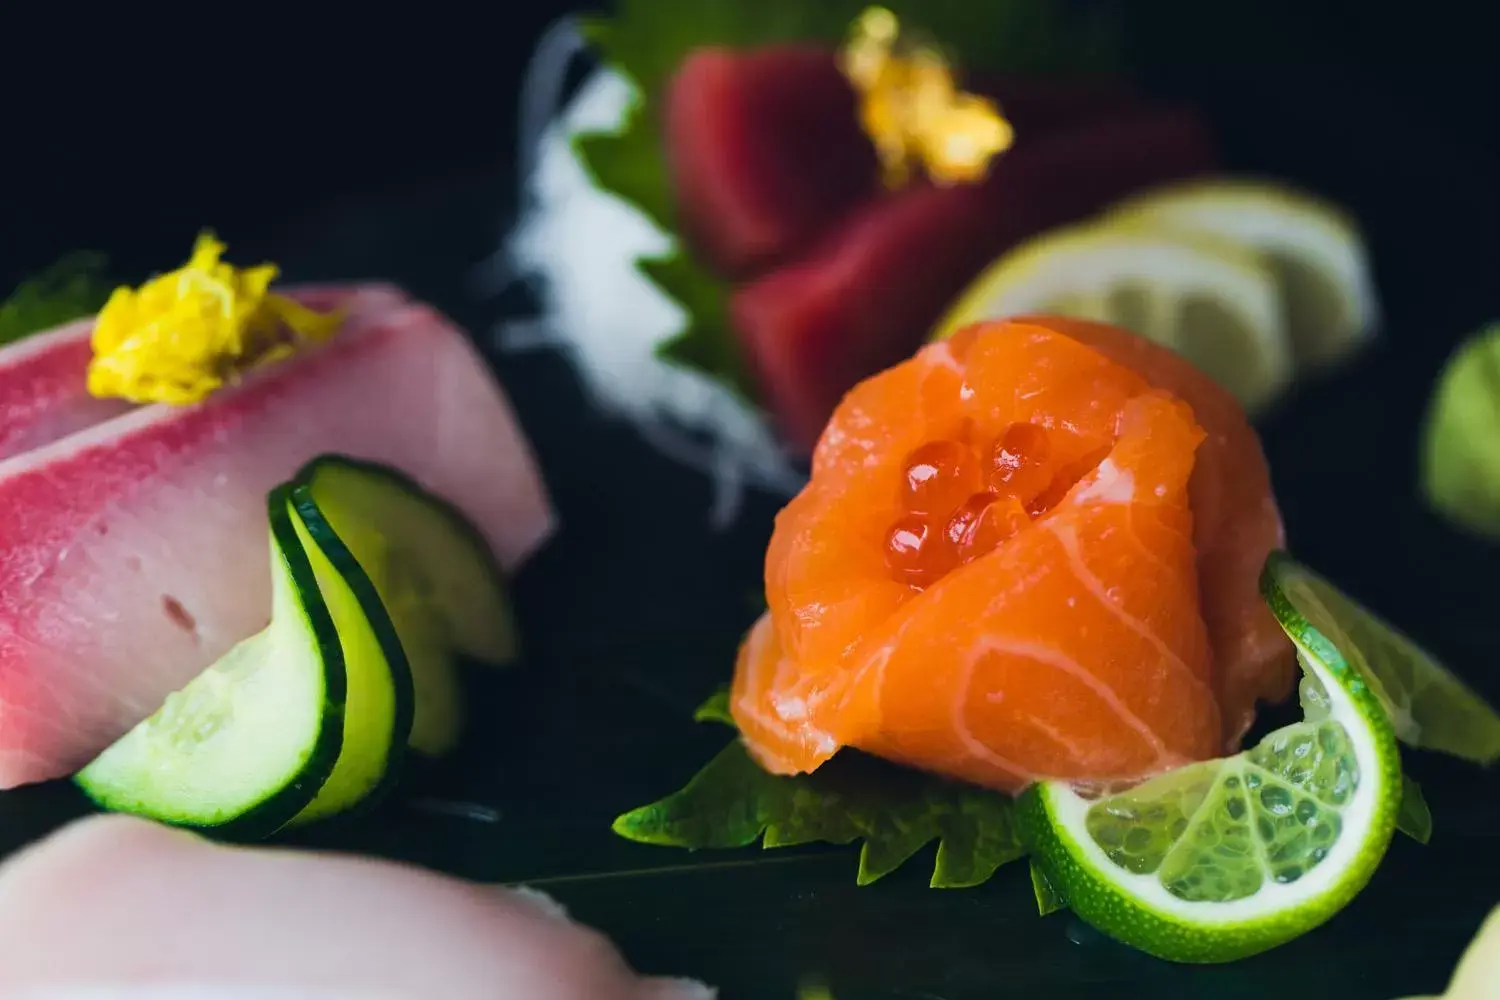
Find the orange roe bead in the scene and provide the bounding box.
[885,512,946,587]
[900,439,980,516]
[989,422,1054,503]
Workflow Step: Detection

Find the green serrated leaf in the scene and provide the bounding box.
[1397,774,1434,845]
[639,255,751,396]
[612,718,1026,888]
[572,0,1124,392]
[570,98,673,234]
[1029,857,1068,916]
[0,253,111,346]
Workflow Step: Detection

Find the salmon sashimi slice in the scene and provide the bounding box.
[0,284,409,462]
[1019,315,1295,746]
[733,318,1290,793]
[0,297,553,788]
[731,107,1219,453]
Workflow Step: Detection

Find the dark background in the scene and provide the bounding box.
[2,3,1499,998]
[2,1,1497,289]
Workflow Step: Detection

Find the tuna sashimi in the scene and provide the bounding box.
[666,45,877,278]
[732,107,1219,452]
[733,318,1291,793]
[665,43,1146,278]
[0,284,408,463]
[0,296,554,788]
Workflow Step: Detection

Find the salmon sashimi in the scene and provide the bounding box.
[731,318,1292,793]
[0,295,553,788]
[1025,315,1295,746]
[0,284,408,462]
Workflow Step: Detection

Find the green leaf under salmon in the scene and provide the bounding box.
[613,692,1027,888]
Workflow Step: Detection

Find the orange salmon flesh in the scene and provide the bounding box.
[731,317,1294,794]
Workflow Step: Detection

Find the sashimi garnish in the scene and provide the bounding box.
[495,55,805,528]
[614,689,1029,888]
[840,6,1014,190]
[87,232,344,406]
[486,2,1125,525]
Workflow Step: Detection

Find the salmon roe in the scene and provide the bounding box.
[884,423,1106,589]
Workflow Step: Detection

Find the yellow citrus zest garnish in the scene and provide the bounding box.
[87,232,344,405]
[840,6,1014,191]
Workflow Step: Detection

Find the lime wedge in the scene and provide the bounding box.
[1420,323,1500,542]
[1107,179,1379,370]
[1021,550,1402,963]
[1266,553,1500,764]
[932,225,1293,416]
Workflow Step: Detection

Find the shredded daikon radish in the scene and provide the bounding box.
[484,21,804,528]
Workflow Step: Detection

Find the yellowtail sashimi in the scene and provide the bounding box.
[0,295,554,788]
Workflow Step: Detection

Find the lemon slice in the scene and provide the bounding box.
[1107,179,1380,370]
[1020,551,1403,964]
[933,225,1293,416]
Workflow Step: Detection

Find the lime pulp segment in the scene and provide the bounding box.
[1023,551,1403,963]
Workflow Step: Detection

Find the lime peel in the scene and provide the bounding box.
[1021,550,1401,963]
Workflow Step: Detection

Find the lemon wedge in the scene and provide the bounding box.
[934,224,1293,415]
[1107,179,1380,370]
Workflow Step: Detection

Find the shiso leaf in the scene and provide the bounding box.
[572,0,1123,394]
[1270,554,1500,764]
[1421,322,1500,541]
[1396,774,1433,845]
[612,692,1027,888]
[0,253,110,346]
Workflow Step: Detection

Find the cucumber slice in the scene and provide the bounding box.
[286,488,416,824]
[293,455,518,757]
[75,488,346,839]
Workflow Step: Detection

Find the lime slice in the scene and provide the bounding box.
[1021,550,1402,963]
[1420,323,1500,542]
[1107,179,1379,370]
[933,224,1293,416]
[1267,554,1500,763]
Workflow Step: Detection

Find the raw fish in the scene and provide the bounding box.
[733,318,1290,793]
[0,815,710,999]
[664,44,1146,278]
[731,108,1219,452]
[0,285,408,462]
[0,295,553,787]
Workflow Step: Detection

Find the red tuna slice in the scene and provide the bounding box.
[666,45,878,278]
[664,43,1147,279]
[0,298,554,788]
[732,106,1219,452]
[0,284,409,462]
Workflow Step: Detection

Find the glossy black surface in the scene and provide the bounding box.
[4,8,1500,998]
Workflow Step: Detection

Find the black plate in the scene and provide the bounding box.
[4,13,1500,1000]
